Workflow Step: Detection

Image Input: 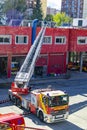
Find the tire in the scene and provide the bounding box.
[16,98,22,108]
[12,96,17,105]
[36,108,39,117]
[27,106,31,112]
[39,111,44,122]
[8,94,12,101]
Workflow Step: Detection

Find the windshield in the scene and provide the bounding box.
[48,95,69,107]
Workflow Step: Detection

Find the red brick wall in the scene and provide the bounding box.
[37,27,69,53]
[1,26,87,54]
[0,26,32,55]
[0,26,87,77]
[69,28,87,52]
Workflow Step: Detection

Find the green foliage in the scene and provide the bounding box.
[45,14,53,21]
[53,12,72,26]
[2,0,27,13]
[31,0,43,20]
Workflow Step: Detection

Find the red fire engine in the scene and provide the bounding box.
[8,20,69,123]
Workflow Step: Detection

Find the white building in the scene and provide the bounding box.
[83,0,87,18]
[73,18,87,27]
[47,7,60,15]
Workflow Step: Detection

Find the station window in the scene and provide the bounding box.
[15,35,28,44]
[43,36,52,44]
[78,37,87,44]
[55,36,66,44]
[0,35,11,44]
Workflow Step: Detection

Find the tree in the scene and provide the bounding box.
[1,0,27,24]
[0,2,6,25]
[31,0,43,20]
[53,12,72,26]
[3,0,27,14]
[45,14,53,21]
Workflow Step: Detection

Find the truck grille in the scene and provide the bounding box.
[51,109,66,116]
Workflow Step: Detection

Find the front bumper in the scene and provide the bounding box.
[44,111,69,123]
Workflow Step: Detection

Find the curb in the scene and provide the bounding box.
[0,99,10,104]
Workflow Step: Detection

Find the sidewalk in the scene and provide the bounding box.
[68,71,87,80]
[0,71,87,85]
[0,76,14,84]
[0,74,66,85]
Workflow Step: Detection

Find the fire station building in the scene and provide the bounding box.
[0,25,87,78]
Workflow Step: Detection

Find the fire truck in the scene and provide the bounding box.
[8,20,69,123]
[0,112,25,130]
[0,113,45,129]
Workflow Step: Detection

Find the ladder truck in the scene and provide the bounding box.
[8,20,69,123]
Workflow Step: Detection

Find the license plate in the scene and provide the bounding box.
[55,115,63,118]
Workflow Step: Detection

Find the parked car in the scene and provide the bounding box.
[67,62,80,71]
[11,62,19,75]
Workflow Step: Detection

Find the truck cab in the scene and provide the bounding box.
[30,88,69,123]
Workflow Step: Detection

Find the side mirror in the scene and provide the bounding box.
[42,96,46,105]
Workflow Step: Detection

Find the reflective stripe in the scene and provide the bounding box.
[39,94,47,114]
[7,128,12,130]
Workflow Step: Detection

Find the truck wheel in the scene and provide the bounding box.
[8,95,11,101]
[27,106,31,112]
[12,96,17,105]
[39,111,44,122]
[16,98,22,108]
[36,109,39,117]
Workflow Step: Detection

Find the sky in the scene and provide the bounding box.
[47,0,62,10]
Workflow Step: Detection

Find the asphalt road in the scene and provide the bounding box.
[0,71,87,130]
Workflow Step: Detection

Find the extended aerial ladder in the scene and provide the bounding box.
[11,20,46,94]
